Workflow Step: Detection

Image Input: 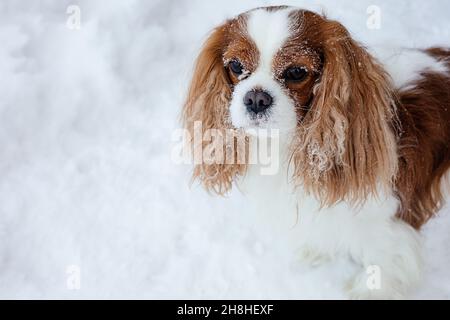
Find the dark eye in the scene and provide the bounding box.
[283,66,309,82]
[229,60,243,75]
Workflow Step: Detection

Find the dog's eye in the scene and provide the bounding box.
[229,60,244,75]
[283,66,308,82]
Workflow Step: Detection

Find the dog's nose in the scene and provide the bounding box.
[243,90,273,114]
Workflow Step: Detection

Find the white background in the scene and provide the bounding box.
[0,0,449,298]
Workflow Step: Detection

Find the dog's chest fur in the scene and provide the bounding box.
[238,140,400,258]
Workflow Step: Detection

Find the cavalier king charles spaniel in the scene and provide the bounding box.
[182,6,450,299]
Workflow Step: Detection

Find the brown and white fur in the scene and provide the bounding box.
[182,6,450,299]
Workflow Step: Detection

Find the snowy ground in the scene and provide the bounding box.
[0,0,449,299]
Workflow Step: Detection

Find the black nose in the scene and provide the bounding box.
[243,90,273,114]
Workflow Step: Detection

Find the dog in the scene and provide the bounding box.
[181,6,450,299]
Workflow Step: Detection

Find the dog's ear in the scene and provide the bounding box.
[182,23,248,195]
[291,17,398,205]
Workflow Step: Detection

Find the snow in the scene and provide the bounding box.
[0,0,449,299]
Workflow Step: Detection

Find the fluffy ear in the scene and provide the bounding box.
[290,19,399,205]
[182,23,248,195]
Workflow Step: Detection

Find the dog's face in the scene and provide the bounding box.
[224,8,322,133]
[183,6,398,203]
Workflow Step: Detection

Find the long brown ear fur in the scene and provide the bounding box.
[182,23,248,195]
[290,16,398,206]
